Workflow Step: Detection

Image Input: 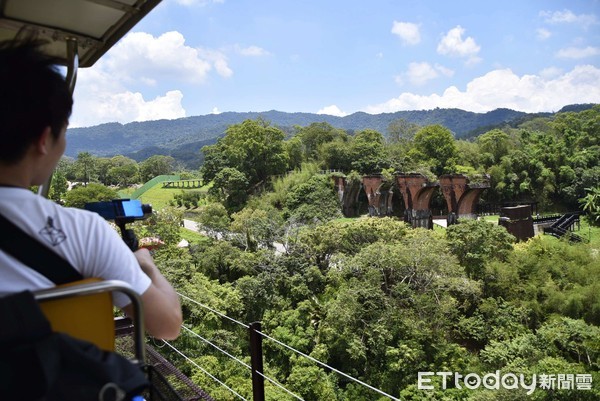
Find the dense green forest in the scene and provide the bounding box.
[64,105,595,169]
[57,106,600,400]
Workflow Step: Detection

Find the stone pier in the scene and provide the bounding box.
[439,174,490,225]
[396,173,437,229]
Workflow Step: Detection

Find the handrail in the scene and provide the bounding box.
[34,279,146,364]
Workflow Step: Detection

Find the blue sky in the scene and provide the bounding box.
[70,0,600,127]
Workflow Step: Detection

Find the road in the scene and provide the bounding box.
[182,219,285,254]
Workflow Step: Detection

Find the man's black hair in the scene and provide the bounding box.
[0,40,73,164]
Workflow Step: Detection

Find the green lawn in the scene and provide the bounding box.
[578,218,600,250]
[137,184,208,210]
[179,227,211,246]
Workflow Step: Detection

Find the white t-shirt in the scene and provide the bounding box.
[0,187,151,308]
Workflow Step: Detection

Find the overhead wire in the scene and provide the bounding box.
[162,339,248,401]
[178,292,248,328]
[181,325,304,401]
[177,290,401,401]
[255,329,401,401]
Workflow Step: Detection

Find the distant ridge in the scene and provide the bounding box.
[65,104,596,168]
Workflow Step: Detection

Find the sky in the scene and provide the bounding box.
[69,0,600,128]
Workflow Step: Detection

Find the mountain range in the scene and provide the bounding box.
[65,104,595,168]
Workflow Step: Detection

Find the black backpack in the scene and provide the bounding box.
[0,290,149,401]
[0,212,149,400]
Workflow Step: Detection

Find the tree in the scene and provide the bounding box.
[139,155,175,182]
[63,183,118,208]
[412,124,458,176]
[284,174,342,224]
[230,206,283,251]
[284,136,304,171]
[387,118,419,145]
[476,129,512,168]
[319,140,352,172]
[195,202,230,239]
[201,118,288,191]
[49,171,68,202]
[296,122,348,161]
[107,163,140,187]
[73,152,97,185]
[106,156,139,186]
[349,129,389,174]
[210,167,249,212]
[580,186,600,226]
[446,219,515,280]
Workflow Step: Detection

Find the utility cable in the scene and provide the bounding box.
[162,339,248,401]
[182,325,251,370]
[255,329,401,401]
[178,291,400,400]
[182,326,304,401]
[178,292,248,328]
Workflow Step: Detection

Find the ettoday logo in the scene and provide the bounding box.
[418,371,593,394]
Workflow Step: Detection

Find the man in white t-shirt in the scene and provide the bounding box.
[0,40,181,340]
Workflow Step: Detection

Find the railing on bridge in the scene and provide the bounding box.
[162,179,204,189]
[543,212,586,243]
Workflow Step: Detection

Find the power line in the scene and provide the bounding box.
[182,325,304,401]
[255,329,401,401]
[178,291,401,401]
[182,325,251,370]
[178,292,248,328]
[162,339,248,401]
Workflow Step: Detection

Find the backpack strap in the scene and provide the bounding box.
[0,212,83,285]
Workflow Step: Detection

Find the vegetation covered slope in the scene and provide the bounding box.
[58,105,600,400]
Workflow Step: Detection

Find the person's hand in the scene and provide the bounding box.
[133,247,154,275]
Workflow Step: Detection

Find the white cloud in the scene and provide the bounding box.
[398,62,455,86]
[236,45,270,57]
[556,46,600,59]
[104,31,217,83]
[69,30,236,127]
[536,28,552,40]
[539,67,563,79]
[71,77,186,127]
[211,107,221,114]
[197,48,233,77]
[391,21,421,45]
[407,62,438,85]
[540,9,598,28]
[434,64,454,78]
[437,26,481,65]
[317,105,348,117]
[365,65,600,114]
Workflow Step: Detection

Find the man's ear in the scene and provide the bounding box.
[35,127,53,155]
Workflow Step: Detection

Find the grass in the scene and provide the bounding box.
[179,227,211,246]
[577,218,600,250]
[481,214,500,224]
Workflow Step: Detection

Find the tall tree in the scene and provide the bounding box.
[139,155,176,182]
[411,124,458,176]
[201,118,288,190]
[73,152,97,185]
[296,121,349,161]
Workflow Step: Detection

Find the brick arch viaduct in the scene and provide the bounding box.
[332,173,490,229]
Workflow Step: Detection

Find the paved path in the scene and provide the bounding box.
[182,219,285,254]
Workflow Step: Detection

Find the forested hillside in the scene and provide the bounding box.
[57,105,600,400]
[66,105,596,166]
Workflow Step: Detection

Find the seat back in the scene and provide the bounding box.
[38,278,115,351]
[34,279,146,363]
